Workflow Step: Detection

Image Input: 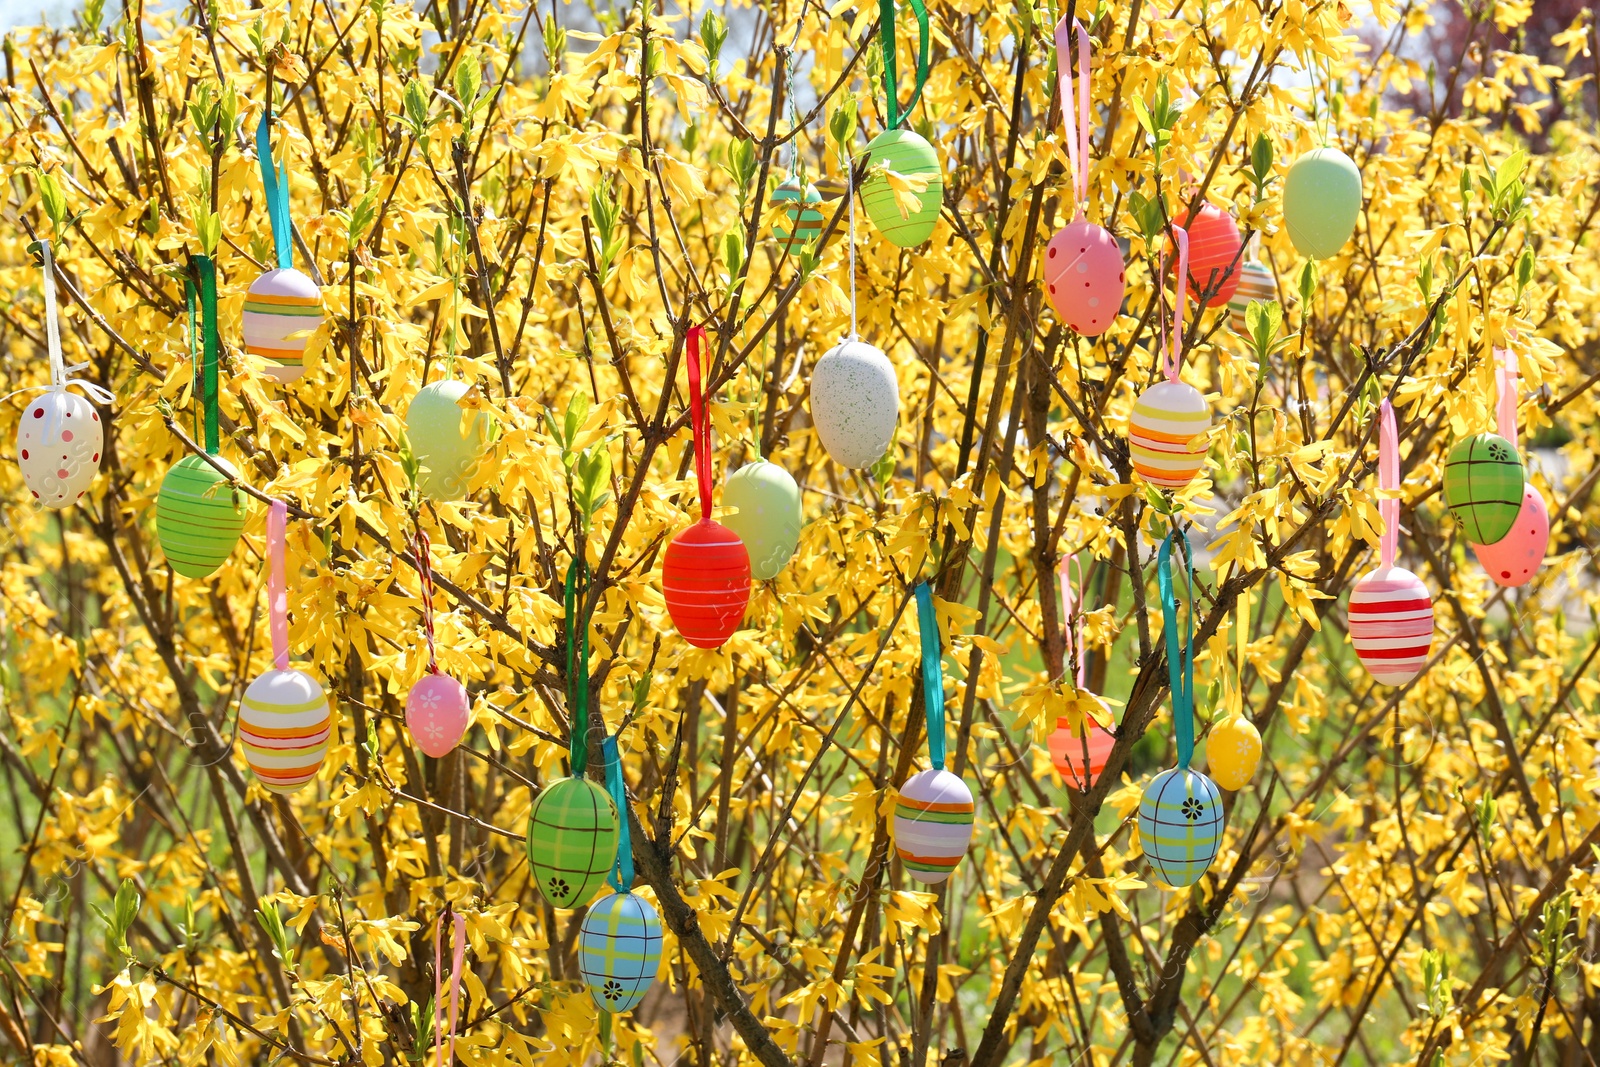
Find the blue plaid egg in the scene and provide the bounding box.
[1137,767,1224,888]
[578,891,663,1013]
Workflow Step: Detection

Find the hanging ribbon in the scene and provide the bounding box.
[416,529,440,675]
[5,243,115,443]
[564,554,589,777]
[1057,554,1087,690]
[256,114,294,271]
[1054,17,1092,217]
[1379,398,1398,569]
[193,254,221,454]
[431,910,466,1067]
[1157,531,1196,769]
[877,0,930,130]
[914,581,946,770]
[603,735,634,893]
[1161,228,1191,384]
[844,155,859,340]
[267,499,290,670]
[1232,585,1249,716]
[1494,348,1518,448]
[686,326,713,521]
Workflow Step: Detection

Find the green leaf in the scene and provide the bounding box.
[829,97,858,152]
[1298,259,1317,307]
[700,10,727,78]
[37,170,66,234]
[1246,299,1283,364]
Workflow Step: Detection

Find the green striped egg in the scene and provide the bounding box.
[862,129,943,248]
[1443,433,1524,545]
[526,777,619,909]
[156,454,247,579]
[771,178,825,251]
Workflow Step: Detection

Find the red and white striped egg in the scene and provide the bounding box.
[17,390,102,508]
[1347,566,1434,686]
[662,519,751,649]
[1184,204,1243,308]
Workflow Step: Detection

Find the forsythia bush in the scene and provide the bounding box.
[0,0,1597,1063]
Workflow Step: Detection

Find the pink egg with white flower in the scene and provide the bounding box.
[1471,483,1547,588]
[406,672,470,758]
[17,390,102,508]
[1044,220,1125,337]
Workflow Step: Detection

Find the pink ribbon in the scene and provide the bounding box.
[267,499,289,670]
[1057,554,1086,689]
[1379,399,1398,570]
[1495,348,1518,448]
[1161,228,1191,383]
[1054,16,1092,216]
[433,911,467,1067]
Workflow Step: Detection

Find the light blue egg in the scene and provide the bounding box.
[1137,766,1224,888]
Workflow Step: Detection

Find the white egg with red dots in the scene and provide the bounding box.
[17,390,102,508]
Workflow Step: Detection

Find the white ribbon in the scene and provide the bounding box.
[4,242,115,445]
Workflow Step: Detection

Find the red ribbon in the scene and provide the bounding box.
[687,326,713,521]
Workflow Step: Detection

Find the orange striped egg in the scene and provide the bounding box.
[243,268,324,383]
[1129,380,1210,489]
[1183,204,1242,308]
[239,668,331,794]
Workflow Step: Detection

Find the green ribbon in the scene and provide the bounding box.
[193,254,220,455]
[878,0,930,130]
[915,581,945,770]
[603,735,632,892]
[564,553,589,776]
[1157,531,1196,769]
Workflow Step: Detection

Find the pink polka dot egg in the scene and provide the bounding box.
[1471,483,1547,588]
[16,390,103,508]
[1044,220,1124,337]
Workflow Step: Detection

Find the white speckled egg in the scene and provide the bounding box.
[809,339,899,469]
[17,389,103,508]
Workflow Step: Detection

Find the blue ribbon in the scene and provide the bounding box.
[1157,531,1196,768]
[603,735,633,892]
[914,581,945,770]
[256,115,293,270]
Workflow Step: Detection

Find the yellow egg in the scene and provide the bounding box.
[1206,715,1261,792]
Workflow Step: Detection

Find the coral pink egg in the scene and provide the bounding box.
[1183,204,1243,308]
[1471,483,1547,588]
[1043,220,1125,337]
[1048,718,1115,791]
[406,672,471,758]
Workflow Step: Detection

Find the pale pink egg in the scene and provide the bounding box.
[406,672,470,758]
[1472,483,1547,588]
[1044,220,1125,337]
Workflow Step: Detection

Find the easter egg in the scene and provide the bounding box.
[1443,433,1525,546]
[1205,715,1262,792]
[156,454,247,579]
[892,768,975,885]
[239,668,331,795]
[771,178,825,251]
[1043,220,1125,337]
[243,267,324,382]
[810,339,899,469]
[406,380,488,501]
[1347,566,1434,686]
[1048,718,1115,791]
[861,129,943,248]
[1183,204,1243,308]
[662,519,751,648]
[1471,483,1547,588]
[1137,766,1224,888]
[721,460,803,581]
[406,672,470,758]
[16,389,102,507]
[1283,147,1363,260]
[526,777,619,909]
[578,891,664,1013]
[1227,261,1279,336]
[1129,380,1210,490]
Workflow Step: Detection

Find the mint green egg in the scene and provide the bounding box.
[156,454,247,579]
[1282,147,1363,260]
[406,380,488,501]
[721,460,803,580]
[862,129,943,248]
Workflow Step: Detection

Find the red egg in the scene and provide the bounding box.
[1048,718,1115,791]
[1183,204,1243,308]
[662,519,751,648]
[1044,220,1125,337]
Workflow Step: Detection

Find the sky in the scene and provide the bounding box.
[0,0,77,31]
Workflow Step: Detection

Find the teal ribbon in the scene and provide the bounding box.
[564,554,589,776]
[915,581,945,770]
[256,115,293,270]
[194,255,219,455]
[1157,531,1196,769]
[603,735,633,892]
[878,0,930,130]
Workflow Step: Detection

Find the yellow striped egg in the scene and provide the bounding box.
[239,668,331,795]
[1129,380,1211,490]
